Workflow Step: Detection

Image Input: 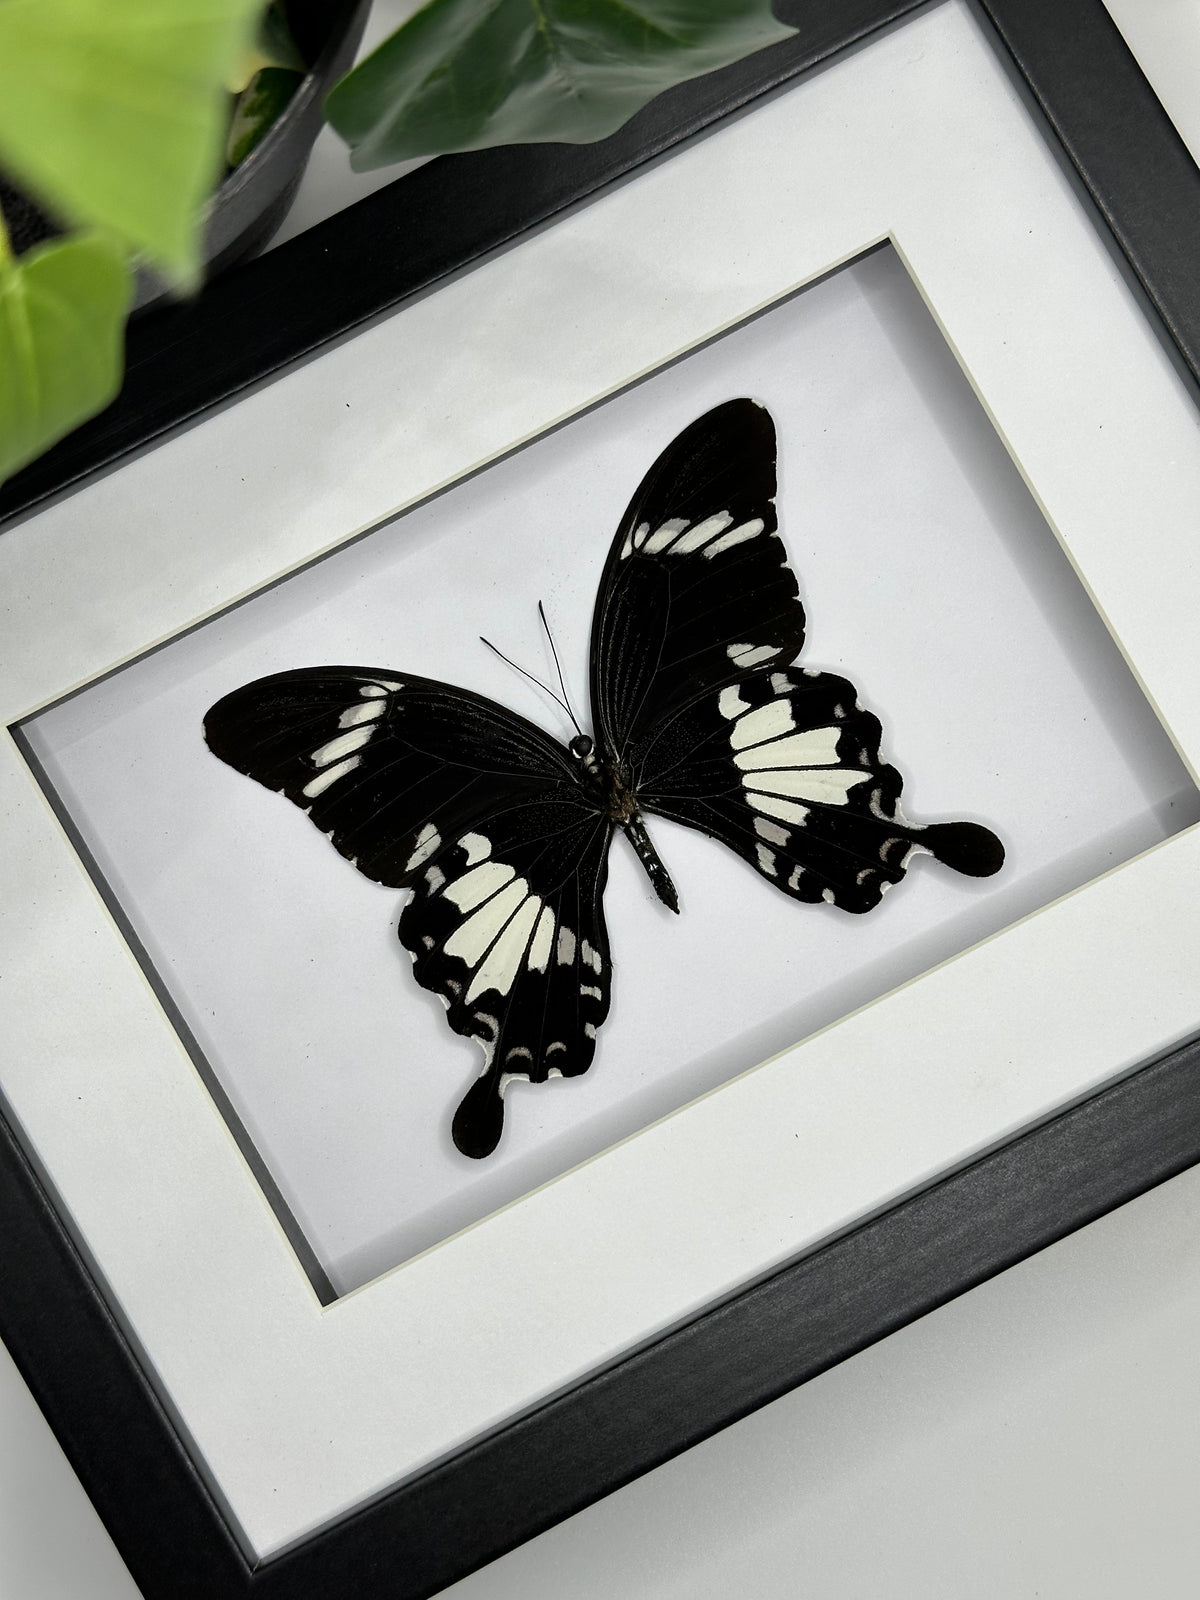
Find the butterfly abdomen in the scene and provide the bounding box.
[622,812,680,913]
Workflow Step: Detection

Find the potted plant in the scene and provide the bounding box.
[0,0,795,488]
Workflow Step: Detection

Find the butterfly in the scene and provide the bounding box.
[205,399,1003,1159]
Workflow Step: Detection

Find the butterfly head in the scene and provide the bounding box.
[568,732,612,796]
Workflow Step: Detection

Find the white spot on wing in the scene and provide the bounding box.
[465,894,540,1003]
[528,906,555,972]
[718,686,751,720]
[668,512,732,554]
[404,822,441,872]
[444,860,515,911]
[749,794,810,825]
[338,700,385,727]
[459,832,491,865]
[556,925,576,966]
[730,700,794,750]
[302,755,361,797]
[727,643,777,669]
[735,727,842,771]
[581,984,602,1000]
[745,768,869,803]
[821,888,837,904]
[642,516,691,554]
[754,818,789,846]
[425,865,445,892]
[446,878,528,965]
[581,940,602,973]
[755,844,778,877]
[870,789,913,827]
[311,725,374,766]
[769,673,792,694]
[702,517,764,558]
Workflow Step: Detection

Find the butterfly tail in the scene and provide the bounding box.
[453,1064,507,1160]
[919,820,1005,878]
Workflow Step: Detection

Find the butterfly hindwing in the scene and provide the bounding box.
[204,667,576,888]
[632,665,1004,910]
[590,398,806,759]
[205,667,613,1158]
[399,801,613,1156]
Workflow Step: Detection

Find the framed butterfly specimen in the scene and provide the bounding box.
[205,400,1003,1158]
[6,5,1200,1598]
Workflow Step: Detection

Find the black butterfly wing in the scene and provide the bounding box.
[589,398,806,760]
[632,666,1003,912]
[204,666,578,887]
[399,802,612,1157]
[205,669,613,1156]
[590,400,1003,907]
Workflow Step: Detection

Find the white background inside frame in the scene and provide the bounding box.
[25,247,1198,1294]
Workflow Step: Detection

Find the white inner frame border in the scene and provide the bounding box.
[2,0,1199,1561]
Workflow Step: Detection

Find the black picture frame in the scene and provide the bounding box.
[3,3,1200,1597]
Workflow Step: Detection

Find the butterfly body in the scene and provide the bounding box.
[205,400,1003,1159]
[568,732,680,912]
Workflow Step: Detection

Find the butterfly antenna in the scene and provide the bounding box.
[479,635,578,730]
[537,601,584,737]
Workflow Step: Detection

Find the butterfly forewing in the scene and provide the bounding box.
[590,399,806,761]
[204,667,575,888]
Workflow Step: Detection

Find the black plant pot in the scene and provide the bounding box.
[136,0,369,307]
[0,0,368,307]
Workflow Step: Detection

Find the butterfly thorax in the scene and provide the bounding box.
[569,734,679,913]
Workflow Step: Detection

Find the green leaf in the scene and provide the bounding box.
[227,67,304,167]
[229,1,306,93]
[0,229,132,484]
[325,0,797,171]
[0,0,266,282]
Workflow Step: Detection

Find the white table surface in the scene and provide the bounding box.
[4,2,1199,1594]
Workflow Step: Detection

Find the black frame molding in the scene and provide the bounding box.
[3,3,1200,1597]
